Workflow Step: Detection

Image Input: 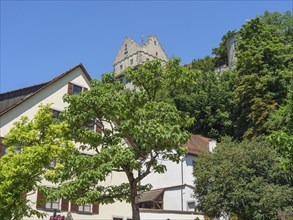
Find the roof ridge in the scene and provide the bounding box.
[0,63,91,116]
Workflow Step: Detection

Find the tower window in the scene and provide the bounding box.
[154,41,157,45]
[130,59,133,65]
[125,44,127,50]
[120,64,123,70]
[156,52,158,56]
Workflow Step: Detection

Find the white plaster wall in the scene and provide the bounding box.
[140,211,204,220]
[141,154,196,189]
[163,186,195,211]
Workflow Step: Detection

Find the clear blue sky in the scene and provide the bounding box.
[1,0,292,93]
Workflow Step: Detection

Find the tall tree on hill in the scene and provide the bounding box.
[173,57,237,139]
[235,11,293,138]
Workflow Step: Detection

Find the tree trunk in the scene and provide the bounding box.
[125,168,141,220]
[131,199,140,220]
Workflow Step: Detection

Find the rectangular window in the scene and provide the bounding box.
[51,109,60,119]
[78,204,91,213]
[45,199,60,210]
[85,120,95,130]
[130,59,133,65]
[187,201,195,211]
[73,85,82,94]
[120,64,123,70]
[68,83,88,95]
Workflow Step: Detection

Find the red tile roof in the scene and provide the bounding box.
[184,134,210,156]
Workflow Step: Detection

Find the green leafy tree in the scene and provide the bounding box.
[270,131,293,171]
[173,59,237,139]
[0,105,75,220]
[45,58,195,220]
[235,11,293,138]
[194,137,293,220]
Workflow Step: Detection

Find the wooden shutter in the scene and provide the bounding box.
[92,203,99,214]
[0,137,5,157]
[83,87,88,92]
[71,202,78,213]
[61,198,69,211]
[96,121,103,134]
[36,189,45,209]
[68,82,74,95]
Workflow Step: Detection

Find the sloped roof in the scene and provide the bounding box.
[138,188,164,203]
[0,64,91,116]
[138,184,195,203]
[184,134,210,155]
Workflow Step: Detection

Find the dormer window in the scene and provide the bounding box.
[68,83,88,95]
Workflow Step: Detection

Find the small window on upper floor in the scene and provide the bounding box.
[156,52,158,56]
[120,64,123,70]
[146,58,149,61]
[68,83,88,95]
[154,41,157,45]
[51,109,61,119]
[125,44,127,50]
[130,59,133,65]
[73,85,82,94]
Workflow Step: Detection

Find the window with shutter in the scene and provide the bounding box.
[96,121,103,134]
[71,202,78,213]
[36,190,46,209]
[61,198,69,212]
[92,203,99,214]
[78,204,91,213]
[68,83,87,95]
[68,82,74,95]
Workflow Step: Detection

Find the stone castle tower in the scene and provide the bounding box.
[225,35,237,70]
[113,35,169,86]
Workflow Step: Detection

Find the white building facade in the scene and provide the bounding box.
[0,64,132,220]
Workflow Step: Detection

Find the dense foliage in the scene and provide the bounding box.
[0,106,75,220]
[194,137,293,220]
[192,11,293,219]
[174,11,292,140]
